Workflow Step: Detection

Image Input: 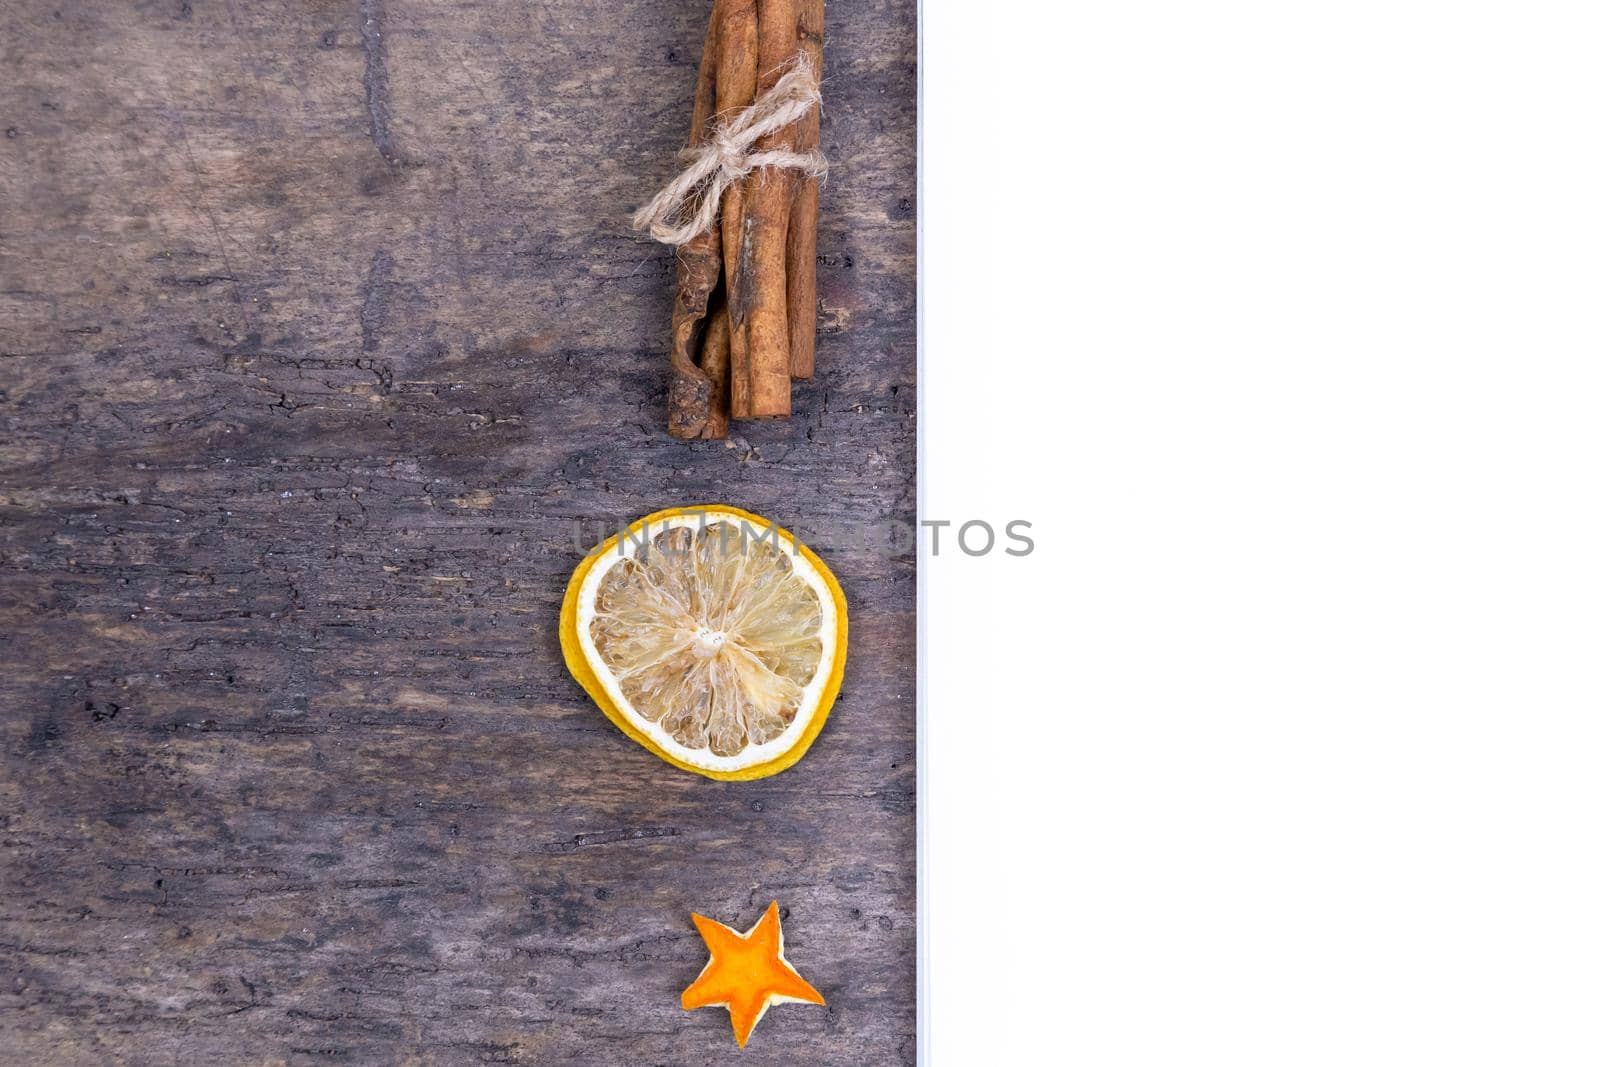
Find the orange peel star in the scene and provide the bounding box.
[681,901,825,1047]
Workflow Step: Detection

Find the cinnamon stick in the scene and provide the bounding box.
[666,2,726,439]
[652,0,824,434]
[718,0,760,419]
[699,300,732,439]
[736,0,803,418]
[785,0,824,380]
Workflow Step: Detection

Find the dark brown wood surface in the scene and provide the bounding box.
[0,1,916,1063]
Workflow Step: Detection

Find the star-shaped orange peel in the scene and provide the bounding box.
[681,901,825,1047]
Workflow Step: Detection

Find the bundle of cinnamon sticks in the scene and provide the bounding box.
[666,0,825,440]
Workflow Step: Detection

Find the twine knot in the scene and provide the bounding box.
[632,56,827,246]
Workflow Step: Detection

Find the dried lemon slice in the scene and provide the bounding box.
[559,505,847,780]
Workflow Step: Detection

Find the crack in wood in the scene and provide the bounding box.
[535,826,681,854]
[359,0,406,167]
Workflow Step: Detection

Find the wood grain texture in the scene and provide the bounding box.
[0,1,916,1064]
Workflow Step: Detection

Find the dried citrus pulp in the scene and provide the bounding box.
[560,505,847,781]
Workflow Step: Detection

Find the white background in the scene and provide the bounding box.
[921,2,1599,1062]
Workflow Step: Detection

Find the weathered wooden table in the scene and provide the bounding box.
[0,2,916,1063]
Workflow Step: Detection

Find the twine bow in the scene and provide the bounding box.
[632,57,827,246]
